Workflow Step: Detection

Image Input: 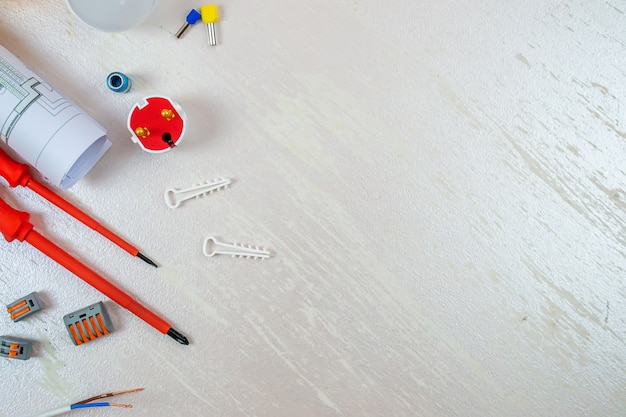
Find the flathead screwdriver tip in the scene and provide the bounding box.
[137,252,158,268]
[167,328,190,345]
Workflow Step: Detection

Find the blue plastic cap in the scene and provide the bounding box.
[186,9,202,24]
[106,71,131,93]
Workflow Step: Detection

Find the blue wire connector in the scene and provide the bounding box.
[175,9,202,38]
[106,71,131,93]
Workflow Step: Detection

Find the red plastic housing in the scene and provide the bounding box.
[127,96,186,153]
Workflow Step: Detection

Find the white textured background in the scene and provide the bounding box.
[1,0,625,416]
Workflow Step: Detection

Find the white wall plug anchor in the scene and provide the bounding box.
[164,178,231,208]
[202,237,270,260]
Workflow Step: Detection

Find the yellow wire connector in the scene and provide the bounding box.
[200,4,219,23]
[200,4,219,46]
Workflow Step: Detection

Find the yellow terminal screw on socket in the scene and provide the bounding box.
[135,127,150,138]
[161,109,175,121]
[200,4,219,46]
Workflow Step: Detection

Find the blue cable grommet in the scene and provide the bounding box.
[106,71,131,93]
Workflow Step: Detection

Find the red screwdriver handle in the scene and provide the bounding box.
[0,146,140,258]
[0,146,32,187]
[0,197,33,242]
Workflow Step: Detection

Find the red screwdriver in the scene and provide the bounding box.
[0,146,157,267]
[0,196,189,345]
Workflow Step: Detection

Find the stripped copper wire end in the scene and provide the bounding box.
[110,403,133,408]
[74,387,144,405]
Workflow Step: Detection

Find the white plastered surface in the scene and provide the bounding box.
[0,1,625,416]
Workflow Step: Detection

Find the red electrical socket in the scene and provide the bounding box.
[127,96,187,153]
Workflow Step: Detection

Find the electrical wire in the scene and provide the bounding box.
[72,402,132,409]
[30,388,143,417]
[73,388,144,404]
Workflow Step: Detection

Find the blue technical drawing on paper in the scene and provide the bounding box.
[0,44,110,189]
[0,54,73,144]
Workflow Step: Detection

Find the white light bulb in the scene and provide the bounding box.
[66,0,158,32]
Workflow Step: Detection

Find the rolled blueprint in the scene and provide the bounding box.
[0,43,111,189]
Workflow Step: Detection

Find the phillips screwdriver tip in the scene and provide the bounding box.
[167,328,189,345]
[137,252,158,268]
